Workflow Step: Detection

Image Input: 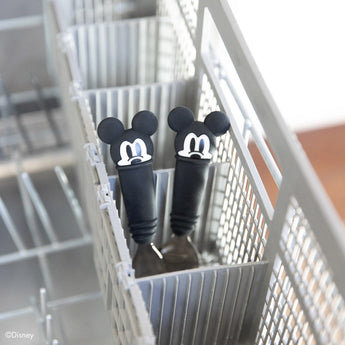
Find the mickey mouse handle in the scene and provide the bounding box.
[97,112,158,244]
[168,107,230,237]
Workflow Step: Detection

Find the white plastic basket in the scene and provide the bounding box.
[47,0,345,344]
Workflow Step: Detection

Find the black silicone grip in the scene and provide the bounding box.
[170,156,210,236]
[117,161,157,244]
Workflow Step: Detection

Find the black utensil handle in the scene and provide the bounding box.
[118,161,157,244]
[170,156,210,236]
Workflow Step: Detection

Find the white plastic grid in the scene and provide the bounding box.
[63,0,156,26]
[85,80,196,127]
[280,198,345,345]
[138,262,268,345]
[52,13,156,339]
[215,160,268,264]
[256,255,316,345]
[107,266,155,345]
[197,72,269,265]
[84,78,197,171]
[158,0,196,81]
[70,16,194,90]
[199,7,282,187]
[71,17,158,88]
[176,0,199,38]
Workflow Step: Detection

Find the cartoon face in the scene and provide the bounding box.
[97,111,158,167]
[178,133,212,159]
[168,106,230,160]
[118,138,151,166]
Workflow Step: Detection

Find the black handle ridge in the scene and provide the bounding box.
[171,156,210,236]
[118,162,157,244]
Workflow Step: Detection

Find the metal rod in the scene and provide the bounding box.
[0,306,32,321]
[54,166,89,236]
[40,288,47,320]
[15,159,58,302]
[0,233,91,266]
[47,290,102,309]
[46,314,52,344]
[0,196,26,251]
[217,61,282,187]
[0,15,43,31]
[30,74,64,147]
[0,290,101,322]
[0,77,34,152]
[14,164,70,345]
[16,159,42,246]
[20,172,58,243]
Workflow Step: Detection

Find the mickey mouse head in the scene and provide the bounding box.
[168,106,230,160]
[97,111,158,167]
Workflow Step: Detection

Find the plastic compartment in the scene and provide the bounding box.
[99,166,269,345]
[85,79,197,171]
[138,261,267,345]
[69,17,197,173]
[69,16,193,90]
[110,164,266,266]
[55,0,156,26]
[69,15,197,170]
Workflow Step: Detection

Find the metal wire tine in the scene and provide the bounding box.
[40,288,47,321]
[0,79,12,156]
[15,156,43,247]
[54,165,89,237]
[0,76,34,152]
[20,172,58,244]
[0,196,26,251]
[45,314,52,344]
[30,73,64,147]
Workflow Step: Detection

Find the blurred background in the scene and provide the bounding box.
[231,0,345,223]
[0,2,112,344]
[0,0,67,166]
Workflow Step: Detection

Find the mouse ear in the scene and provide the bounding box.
[132,110,158,136]
[204,111,230,136]
[168,106,195,132]
[97,117,125,144]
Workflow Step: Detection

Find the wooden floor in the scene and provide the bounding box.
[249,123,345,223]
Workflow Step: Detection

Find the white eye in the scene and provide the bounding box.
[120,141,131,162]
[118,139,152,166]
[178,133,212,159]
[135,141,142,156]
[183,133,198,153]
[198,134,210,156]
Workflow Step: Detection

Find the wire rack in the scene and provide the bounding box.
[0,156,115,344]
[45,0,345,344]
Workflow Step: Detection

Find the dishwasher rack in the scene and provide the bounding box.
[0,158,113,344]
[46,0,345,344]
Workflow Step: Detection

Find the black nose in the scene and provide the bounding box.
[131,158,142,164]
[190,154,201,159]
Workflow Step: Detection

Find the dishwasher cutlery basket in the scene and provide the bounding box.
[46,0,345,344]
